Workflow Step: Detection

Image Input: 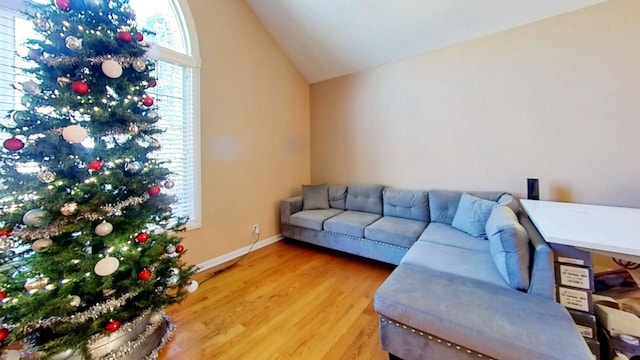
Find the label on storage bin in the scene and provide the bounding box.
[557,256,585,266]
[575,324,593,338]
[558,287,590,312]
[559,265,591,290]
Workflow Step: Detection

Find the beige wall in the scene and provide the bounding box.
[180,0,310,265]
[310,0,640,208]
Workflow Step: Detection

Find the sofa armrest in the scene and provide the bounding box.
[281,196,303,224]
[519,211,555,300]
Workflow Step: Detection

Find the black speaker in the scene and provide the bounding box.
[527,178,539,200]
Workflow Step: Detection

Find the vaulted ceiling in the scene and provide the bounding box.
[246,0,607,83]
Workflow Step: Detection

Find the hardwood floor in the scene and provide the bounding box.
[157,240,395,360]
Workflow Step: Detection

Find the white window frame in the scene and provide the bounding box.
[0,0,202,230]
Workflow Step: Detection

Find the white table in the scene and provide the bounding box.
[520,200,640,263]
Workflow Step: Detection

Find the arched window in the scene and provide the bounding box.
[0,0,201,229]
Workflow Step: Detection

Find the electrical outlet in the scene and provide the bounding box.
[252,224,260,234]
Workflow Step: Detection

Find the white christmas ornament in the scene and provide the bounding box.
[94,222,113,236]
[62,125,88,143]
[101,59,123,79]
[50,349,76,360]
[23,209,48,227]
[186,280,199,293]
[69,295,81,307]
[32,238,53,252]
[94,256,119,276]
[3,349,21,360]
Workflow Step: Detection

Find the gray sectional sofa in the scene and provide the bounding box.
[280,184,593,360]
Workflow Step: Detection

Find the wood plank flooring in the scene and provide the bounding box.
[157,240,395,360]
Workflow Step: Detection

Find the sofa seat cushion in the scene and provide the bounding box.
[324,210,382,237]
[364,216,428,248]
[401,240,508,289]
[289,209,344,230]
[417,223,487,252]
[374,264,593,360]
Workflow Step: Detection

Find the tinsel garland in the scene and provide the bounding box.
[20,311,175,360]
[21,291,139,334]
[12,194,150,241]
[41,55,146,69]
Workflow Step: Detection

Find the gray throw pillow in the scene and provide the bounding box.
[485,205,530,290]
[451,192,496,238]
[302,184,329,210]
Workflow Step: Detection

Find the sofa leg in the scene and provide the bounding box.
[389,353,403,360]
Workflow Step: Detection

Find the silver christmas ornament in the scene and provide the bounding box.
[84,0,104,9]
[24,277,49,290]
[60,202,78,216]
[128,123,139,135]
[37,169,56,183]
[22,80,41,95]
[163,180,175,189]
[65,36,83,50]
[23,209,48,227]
[124,161,143,174]
[57,76,71,86]
[164,244,176,254]
[145,110,159,123]
[132,58,146,72]
[94,256,119,276]
[101,59,123,79]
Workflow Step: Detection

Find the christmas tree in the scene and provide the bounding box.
[0,0,197,358]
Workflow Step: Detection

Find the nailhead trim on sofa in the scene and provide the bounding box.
[380,316,495,360]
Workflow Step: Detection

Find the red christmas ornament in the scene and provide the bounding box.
[142,96,154,107]
[71,81,90,95]
[3,138,25,152]
[0,328,9,341]
[55,0,71,12]
[0,290,7,300]
[176,244,184,254]
[105,319,121,333]
[0,229,11,237]
[148,185,161,196]
[148,79,157,88]
[137,268,152,281]
[117,31,133,43]
[136,32,144,42]
[135,232,150,243]
[87,159,103,172]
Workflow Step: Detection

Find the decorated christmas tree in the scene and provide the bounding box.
[0,0,197,358]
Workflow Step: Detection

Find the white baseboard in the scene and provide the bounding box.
[195,234,283,272]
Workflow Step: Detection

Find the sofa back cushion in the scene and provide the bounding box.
[346,184,384,214]
[329,185,347,210]
[382,188,430,222]
[429,189,512,225]
[486,205,530,290]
